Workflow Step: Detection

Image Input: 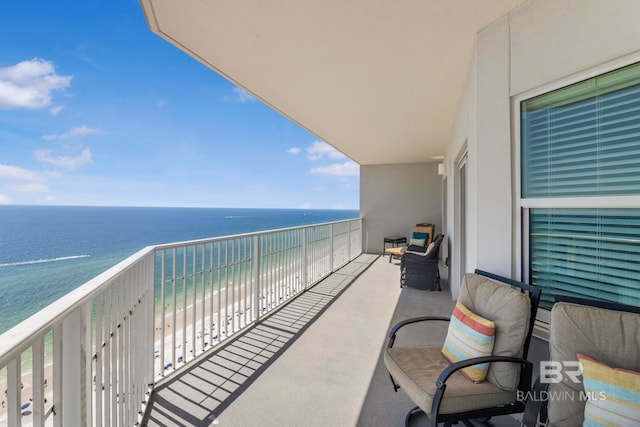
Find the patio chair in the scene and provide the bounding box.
[384,269,541,427]
[522,296,640,427]
[400,234,444,290]
[411,223,435,247]
[386,224,436,264]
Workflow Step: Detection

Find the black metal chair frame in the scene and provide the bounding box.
[387,269,542,427]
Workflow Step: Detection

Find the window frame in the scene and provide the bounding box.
[513,54,640,329]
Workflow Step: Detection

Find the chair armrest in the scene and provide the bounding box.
[430,356,534,423]
[402,250,432,258]
[436,355,533,387]
[405,244,427,254]
[387,316,450,348]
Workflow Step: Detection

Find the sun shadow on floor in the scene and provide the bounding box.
[143,255,379,427]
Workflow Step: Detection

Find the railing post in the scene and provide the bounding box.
[32,337,45,425]
[302,229,308,289]
[348,221,352,260]
[62,307,86,426]
[147,253,156,389]
[7,357,20,426]
[253,235,261,321]
[329,224,334,272]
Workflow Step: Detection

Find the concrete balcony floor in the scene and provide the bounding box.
[143,255,521,427]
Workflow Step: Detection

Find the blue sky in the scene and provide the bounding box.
[0,1,359,210]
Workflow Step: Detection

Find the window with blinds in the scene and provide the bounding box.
[521,62,640,310]
[530,208,640,309]
[522,62,640,198]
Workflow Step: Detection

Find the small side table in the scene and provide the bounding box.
[383,236,407,256]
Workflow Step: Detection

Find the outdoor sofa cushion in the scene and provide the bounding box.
[548,302,640,427]
[384,346,516,415]
[458,273,531,390]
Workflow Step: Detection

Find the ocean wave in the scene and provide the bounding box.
[0,255,90,268]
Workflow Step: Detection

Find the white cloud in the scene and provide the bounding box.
[35,147,92,171]
[42,125,101,141]
[7,183,49,193]
[49,105,64,116]
[223,86,256,103]
[287,147,301,155]
[44,170,63,179]
[0,58,72,110]
[0,194,11,205]
[299,202,312,209]
[0,164,43,181]
[307,140,345,161]
[44,195,57,203]
[310,161,359,176]
[232,86,256,103]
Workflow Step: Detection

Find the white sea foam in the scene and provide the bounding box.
[0,255,90,268]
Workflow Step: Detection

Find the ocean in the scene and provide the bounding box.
[0,205,359,334]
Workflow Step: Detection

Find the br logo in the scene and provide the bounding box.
[540,361,583,384]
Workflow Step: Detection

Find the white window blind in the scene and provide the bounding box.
[521,63,640,310]
[530,208,640,309]
[522,64,640,198]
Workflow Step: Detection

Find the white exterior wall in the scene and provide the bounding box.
[360,163,442,255]
[445,0,640,298]
[446,54,474,300]
[510,0,640,96]
[476,16,512,279]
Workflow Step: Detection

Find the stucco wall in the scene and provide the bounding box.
[445,0,640,297]
[360,163,442,255]
[510,0,640,96]
[475,16,512,278]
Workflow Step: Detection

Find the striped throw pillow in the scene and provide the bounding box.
[441,301,496,383]
[578,353,640,427]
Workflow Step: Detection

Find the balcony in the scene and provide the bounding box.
[0,218,521,426]
[142,255,524,427]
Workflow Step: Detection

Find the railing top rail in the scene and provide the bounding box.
[152,217,361,251]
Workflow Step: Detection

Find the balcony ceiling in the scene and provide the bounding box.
[141,0,523,165]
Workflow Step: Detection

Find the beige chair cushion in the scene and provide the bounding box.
[458,273,532,390]
[548,302,640,427]
[384,346,517,414]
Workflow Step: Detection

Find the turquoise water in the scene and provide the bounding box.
[0,206,358,334]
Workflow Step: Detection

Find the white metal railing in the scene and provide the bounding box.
[0,218,361,426]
